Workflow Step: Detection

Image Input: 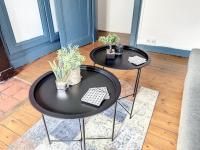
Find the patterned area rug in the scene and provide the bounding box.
[9,87,159,150]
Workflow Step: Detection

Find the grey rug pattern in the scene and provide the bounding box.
[9,87,159,150]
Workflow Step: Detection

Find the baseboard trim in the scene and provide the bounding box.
[137,44,191,57]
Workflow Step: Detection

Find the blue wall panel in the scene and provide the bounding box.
[10,41,60,68]
[55,0,95,47]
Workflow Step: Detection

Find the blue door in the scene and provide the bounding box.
[55,0,96,47]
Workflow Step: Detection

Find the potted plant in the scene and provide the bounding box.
[98,33,120,59]
[61,45,85,85]
[49,51,71,90]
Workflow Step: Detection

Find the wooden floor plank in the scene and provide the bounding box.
[143,132,176,150]
[148,124,177,144]
[151,110,179,134]
[155,101,181,118]
[17,101,41,118]
[0,141,8,150]
[143,144,157,150]
[9,108,40,127]
[0,116,29,136]
[0,125,19,146]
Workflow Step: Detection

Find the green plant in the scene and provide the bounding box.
[49,44,85,82]
[49,58,71,83]
[58,44,85,70]
[98,33,120,45]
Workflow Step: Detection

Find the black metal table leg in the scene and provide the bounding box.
[130,68,141,119]
[79,119,83,150]
[112,102,117,141]
[41,103,118,149]
[42,114,51,144]
[83,102,118,143]
[82,118,86,150]
[42,114,84,149]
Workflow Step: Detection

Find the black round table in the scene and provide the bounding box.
[29,65,121,150]
[90,45,150,118]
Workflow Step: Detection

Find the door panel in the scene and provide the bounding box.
[55,0,95,47]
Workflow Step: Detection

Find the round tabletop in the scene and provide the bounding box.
[29,65,121,119]
[90,45,150,70]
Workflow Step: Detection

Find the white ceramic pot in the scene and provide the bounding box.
[68,68,81,85]
[55,81,69,90]
[57,90,68,100]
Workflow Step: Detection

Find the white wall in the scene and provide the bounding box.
[5,0,43,43]
[138,0,200,50]
[97,0,134,34]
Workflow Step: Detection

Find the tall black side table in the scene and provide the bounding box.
[90,45,150,118]
[29,65,121,150]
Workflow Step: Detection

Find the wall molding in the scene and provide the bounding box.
[137,44,190,57]
[130,0,143,47]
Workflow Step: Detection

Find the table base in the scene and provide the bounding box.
[42,102,118,150]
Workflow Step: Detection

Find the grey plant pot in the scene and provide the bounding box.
[106,48,116,59]
[116,44,123,55]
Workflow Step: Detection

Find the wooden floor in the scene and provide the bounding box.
[0,34,188,149]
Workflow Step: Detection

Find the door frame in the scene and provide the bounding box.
[130,0,190,57]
